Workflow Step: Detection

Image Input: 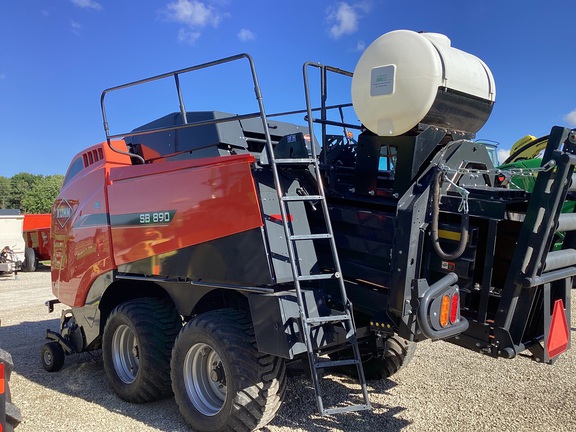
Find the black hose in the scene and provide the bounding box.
[430,169,469,261]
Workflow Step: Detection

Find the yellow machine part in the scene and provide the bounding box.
[503,134,549,164]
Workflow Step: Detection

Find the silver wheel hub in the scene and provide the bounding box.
[183,343,226,416]
[112,324,139,383]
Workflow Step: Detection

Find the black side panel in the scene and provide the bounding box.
[117,228,273,286]
[422,87,494,135]
[316,203,394,287]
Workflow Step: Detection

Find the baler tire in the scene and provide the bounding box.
[40,342,65,372]
[1,348,23,431]
[22,248,37,272]
[102,297,182,403]
[331,334,416,380]
[171,309,286,432]
[363,335,416,380]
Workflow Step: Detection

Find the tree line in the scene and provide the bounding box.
[0,173,63,214]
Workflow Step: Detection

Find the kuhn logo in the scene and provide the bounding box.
[55,199,73,228]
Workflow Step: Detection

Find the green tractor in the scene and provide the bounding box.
[498,134,576,249]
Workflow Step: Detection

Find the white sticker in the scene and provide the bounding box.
[370,65,395,96]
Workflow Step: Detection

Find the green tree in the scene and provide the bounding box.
[21,174,64,213]
[0,176,10,208]
[7,172,40,210]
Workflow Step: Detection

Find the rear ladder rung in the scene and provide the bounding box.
[322,404,372,416]
[282,195,324,202]
[315,359,360,369]
[290,233,332,241]
[297,273,340,281]
[305,314,350,324]
[274,157,316,164]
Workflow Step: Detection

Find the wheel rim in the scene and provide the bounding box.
[43,350,53,366]
[112,324,139,383]
[183,342,227,416]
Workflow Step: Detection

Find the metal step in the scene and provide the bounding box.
[282,195,324,202]
[297,273,340,281]
[274,157,316,164]
[305,314,350,324]
[323,404,372,415]
[290,233,332,241]
[314,358,360,369]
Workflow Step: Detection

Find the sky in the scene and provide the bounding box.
[1,0,576,177]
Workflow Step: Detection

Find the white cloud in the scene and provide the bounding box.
[563,109,576,127]
[178,28,201,44]
[238,28,255,42]
[162,0,224,45]
[327,2,359,39]
[497,149,510,165]
[164,0,222,27]
[71,0,102,10]
[70,19,82,35]
[355,40,366,52]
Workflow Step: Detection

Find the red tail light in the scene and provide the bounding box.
[450,292,459,324]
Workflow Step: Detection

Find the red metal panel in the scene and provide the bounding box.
[107,154,262,266]
[23,214,51,231]
[51,141,130,307]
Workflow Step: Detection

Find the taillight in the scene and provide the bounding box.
[440,294,450,327]
[450,292,459,324]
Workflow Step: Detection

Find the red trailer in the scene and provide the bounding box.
[23,214,51,263]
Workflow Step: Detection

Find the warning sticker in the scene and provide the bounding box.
[441,261,456,272]
[370,65,395,96]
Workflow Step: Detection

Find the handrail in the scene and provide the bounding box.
[100,53,269,163]
[302,62,355,165]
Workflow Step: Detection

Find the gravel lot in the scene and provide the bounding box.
[1,269,575,432]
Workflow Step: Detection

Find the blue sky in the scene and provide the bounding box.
[1,0,575,177]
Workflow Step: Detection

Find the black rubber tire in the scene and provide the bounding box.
[171,309,286,432]
[332,334,416,380]
[102,297,182,403]
[40,342,65,372]
[1,348,22,431]
[21,247,37,272]
[364,334,416,380]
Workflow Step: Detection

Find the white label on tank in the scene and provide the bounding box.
[370,65,395,96]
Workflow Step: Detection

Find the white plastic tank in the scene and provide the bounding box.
[351,30,496,137]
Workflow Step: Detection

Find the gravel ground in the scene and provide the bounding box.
[1,269,575,432]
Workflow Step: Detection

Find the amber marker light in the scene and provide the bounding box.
[440,294,450,327]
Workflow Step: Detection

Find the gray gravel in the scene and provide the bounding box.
[1,269,575,432]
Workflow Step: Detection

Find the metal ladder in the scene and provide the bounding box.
[263,137,371,415]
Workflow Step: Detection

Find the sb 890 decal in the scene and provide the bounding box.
[110,210,177,227]
[139,211,172,224]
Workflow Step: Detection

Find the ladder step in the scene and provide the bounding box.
[314,359,360,369]
[305,314,350,324]
[290,233,332,241]
[297,273,340,281]
[274,157,316,164]
[282,195,323,202]
[322,404,372,416]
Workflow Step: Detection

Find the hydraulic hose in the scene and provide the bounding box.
[430,169,469,261]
